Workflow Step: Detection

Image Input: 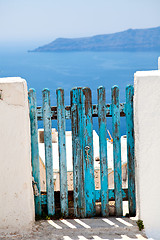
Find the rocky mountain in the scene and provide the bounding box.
[32,26,160,52]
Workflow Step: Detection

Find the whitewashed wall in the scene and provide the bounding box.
[0,78,35,233]
[134,70,160,239]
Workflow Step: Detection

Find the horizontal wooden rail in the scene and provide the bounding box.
[37,103,125,120]
[41,189,128,205]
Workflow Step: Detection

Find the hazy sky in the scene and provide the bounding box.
[0,0,160,48]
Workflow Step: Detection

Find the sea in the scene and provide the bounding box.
[0,50,159,135]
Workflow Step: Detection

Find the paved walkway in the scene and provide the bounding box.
[1,218,150,240]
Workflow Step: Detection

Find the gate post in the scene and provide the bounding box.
[134,70,160,239]
[0,77,34,233]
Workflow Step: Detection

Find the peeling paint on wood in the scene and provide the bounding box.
[126,85,136,217]
[71,88,86,218]
[57,88,68,217]
[111,86,123,216]
[28,89,42,216]
[36,103,126,120]
[97,86,109,217]
[42,88,55,216]
[82,87,96,217]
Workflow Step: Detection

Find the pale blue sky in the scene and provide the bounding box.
[0,0,160,48]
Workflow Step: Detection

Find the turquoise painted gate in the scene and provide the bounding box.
[28,86,136,218]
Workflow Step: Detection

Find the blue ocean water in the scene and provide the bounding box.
[0,50,159,135]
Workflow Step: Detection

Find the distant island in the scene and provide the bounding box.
[31,26,160,52]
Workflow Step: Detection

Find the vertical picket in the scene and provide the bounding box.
[97,86,109,217]
[77,87,85,218]
[82,87,96,217]
[28,89,42,216]
[126,85,136,216]
[57,88,68,217]
[111,86,123,216]
[71,88,86,217]
[42,88,55,216]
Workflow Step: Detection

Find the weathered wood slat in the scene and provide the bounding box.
[42,89,55,216]
[70,88,85,218]
[126,85,136,217]
[41,189,129,205]
[37,103,125,120]
[56,88,68,217]
[82,87,96,217]
[97,87,109,217]
[28,89,42,216]
[111,86,123,216]
[76,88,86,218]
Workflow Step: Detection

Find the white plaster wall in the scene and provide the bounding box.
[0,78,35,232]
[134,70,160,239]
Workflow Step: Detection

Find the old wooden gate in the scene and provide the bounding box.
[28,86,136,218]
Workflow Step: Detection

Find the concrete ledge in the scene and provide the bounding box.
[134,70,160,239]
[0,77,35,233]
